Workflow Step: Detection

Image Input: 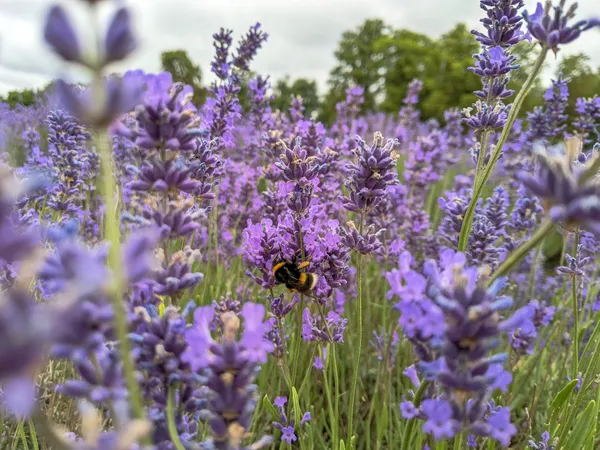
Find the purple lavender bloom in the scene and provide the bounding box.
[56,345,127,404]
[438,192,470,247]
[472,407,517,447]
[232,23,269,72]
[404,131,449,188]
[573,96,600,143]
[341,222,384,255]
[529,431,555,450]
[153,250,204,297]
[469,47,519,100]
[407,253,529,443]
[517,142,600,234]
[421,399,460,439]
[404,79,423,105]
[301,308,348,343]
[468,214,500,268]
[343,132,398,213]
[467,435,477,448]
[127,157,201,194]
[464,100,509,131]
[370,328,399,366]
[269,293,299,319]
[523,1,600,53]
[472,0,528,47]
[43,5,83,64]
[211,28,233,80]
[313,351,326,370]
[0,291,49,381]
[183,304,273,449]
[103,7,137,65]
[242,218,281,289]
[468,0,525,138]
[400,400,419,419]
[211,293,242,331]
[127,80,199,152]
[509,185,543,232]
[130,305,202,447]
[55,75,143,127]
[556,244,590,276]
[37,238,108,297]
[530,299,556,327]
[275,138,323,182]
[240,303,275,363]
[510,318,537,355]
[181,306,215,371]
[403,365,421,389]
[0,377,37,419]
[272,395,311,445]
[485,186,510,231]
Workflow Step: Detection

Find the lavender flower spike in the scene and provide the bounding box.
[523,1,600,53]
[44,5,83,64]
[517,139,600,234]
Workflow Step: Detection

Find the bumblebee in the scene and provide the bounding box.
[272,260,319,293]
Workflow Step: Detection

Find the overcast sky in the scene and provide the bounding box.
[0,0,598,97]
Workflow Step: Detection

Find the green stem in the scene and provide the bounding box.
[167,386,187,450]
[526,242,543,300]
[457,46,549,251]
[348,213,365,446]
[97,131,145,422]
[297,343,318,397]
[291,222,307,388]
[332,344,341,450]
[323,344,338,450]
[572,231,581,378]
[488,219,555,286]
[18,422,30,450]
[28,420,39,450]
[473,130,491,191]
[453,432,464,450]
[572,274,579,378]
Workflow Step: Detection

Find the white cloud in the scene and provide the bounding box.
[0,0,598,96]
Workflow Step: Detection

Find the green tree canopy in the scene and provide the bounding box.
[556,53,600,118]
[160,49,207,105]
[378,23,480,120]
[320,18,390,122]
[272,77,320,117]
[0,88,43,108]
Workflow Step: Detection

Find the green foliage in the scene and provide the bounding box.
[381,24,481,120]
[319,19,390,123]
[555,53,600,119]
[272,77,320,117]
[321,21,482,123]
[0,85,49,109]
[160,49,207,106]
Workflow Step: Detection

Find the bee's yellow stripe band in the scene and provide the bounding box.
[273,262,286,275]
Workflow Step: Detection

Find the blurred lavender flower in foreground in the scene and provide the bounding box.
[183,303,274,449]
[43,2,142,126]
[523,1,600,54]
[389,248,528,446]
[517,138,600,234]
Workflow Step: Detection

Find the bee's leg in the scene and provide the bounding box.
[297,261,310,270]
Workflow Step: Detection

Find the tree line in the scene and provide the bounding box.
[3,19,599,124]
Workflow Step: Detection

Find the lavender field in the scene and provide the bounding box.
[1,0,600,449]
